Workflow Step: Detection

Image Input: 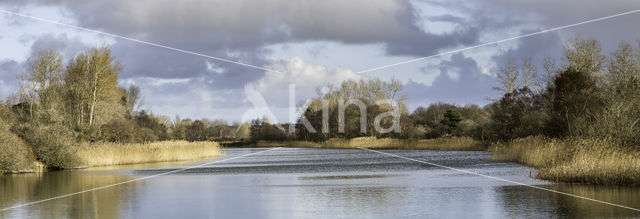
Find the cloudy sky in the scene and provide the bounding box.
[0,0,639,122]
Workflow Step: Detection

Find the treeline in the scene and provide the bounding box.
[487,37,640,146]
[248,82,489,143]
[0,47,246,171]
[249,37,640,150]
[249,78,414,142]
[1,47,248,144]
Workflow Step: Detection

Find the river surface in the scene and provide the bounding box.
[2,147,640,218]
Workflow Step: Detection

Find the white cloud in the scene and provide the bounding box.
[253,57,361,107]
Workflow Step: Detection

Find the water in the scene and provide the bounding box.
[2,147,640,218]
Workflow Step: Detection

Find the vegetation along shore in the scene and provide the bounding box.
[2,36,640,186]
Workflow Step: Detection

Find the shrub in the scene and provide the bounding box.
[100,119,135,143]
[13,123,82,169]
[0,128,36,173]
[134,128,158,143]
[0,105,35,173]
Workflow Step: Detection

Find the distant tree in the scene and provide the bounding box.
[521,57,538,89]
[126,85,143,115]
[186,120,206,142]
[134,110,168,140]
[494,56,521,94]
[488,87,546,141]
[236,123,251,141]
[440,109,463,135]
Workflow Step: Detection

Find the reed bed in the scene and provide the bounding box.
[77,141,224,167]
[491,136,640,185]
[255,136,484,151]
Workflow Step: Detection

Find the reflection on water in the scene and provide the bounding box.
[299,174,400,180]
[1,147,640,218]
[0,171,136,218]
[496,184,640,218]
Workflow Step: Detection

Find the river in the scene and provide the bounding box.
[1,147,640,218]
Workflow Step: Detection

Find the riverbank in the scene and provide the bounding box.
[490,136,640,185]
[0,140,224,174]
[249,135,640,185]
[248,136,486,150]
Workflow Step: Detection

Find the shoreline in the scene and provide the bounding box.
[1,141,224,174]
[228,136,640,186]
[6,137,639,186]
[228,136,486,151]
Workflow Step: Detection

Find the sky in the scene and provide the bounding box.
[0,0,639,122]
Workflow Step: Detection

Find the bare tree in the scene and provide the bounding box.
[87,47,120,126]
[126,85,144,114]
[65,47,120,126]
[19,49,63,118]
[541,55,557,88]
[564,36,606,74]
[494,56,521,94]
[521,57,538,89]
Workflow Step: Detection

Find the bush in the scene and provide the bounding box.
[545,68,603,137]
[100,119,135,143]
[0,105,35,173]
[13,123,82,169]
[0,128,36,173]
[134,128,158,143]
[74,124,99,142]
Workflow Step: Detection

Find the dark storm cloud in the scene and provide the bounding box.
[428,15,466,24]
[0,59,21,98]
[2,0,639,118]
[403,53,497,108]
[424,0,640,51]
[28,33,88,62]
[491,30,563,72]
[0,59,20,82]
[0,0,485,83]
[0,34,88,98]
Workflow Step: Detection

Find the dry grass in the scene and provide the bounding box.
[255,136,484,151]
[491,136,640,185]
[254,140,323,148]
[77,141,224,167]
[412,137,486,150]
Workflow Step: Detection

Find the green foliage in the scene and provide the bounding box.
[295,78,408,141]
[249,118,287,142]
[411,103,488,139]
[545,68,603,137]
[488,87,545,141]
[440,109,463,135]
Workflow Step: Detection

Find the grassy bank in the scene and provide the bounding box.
[490,136,640,185]
[77,141,224,167]
[253,136,485,150]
